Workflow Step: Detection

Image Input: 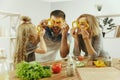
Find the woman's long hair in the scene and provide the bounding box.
[77,14,100,38]
[14,16,36,65]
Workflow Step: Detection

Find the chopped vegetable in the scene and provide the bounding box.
[93,60,106,67]
[76,61,85,67]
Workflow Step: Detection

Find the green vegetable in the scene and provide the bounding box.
[43,66,50,69]
[76,61,85,67]
[16,61,52,80]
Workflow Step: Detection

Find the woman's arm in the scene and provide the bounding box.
[73,36,81,56]
[70,28,81,56]
[84,38,96,55]
[81,30,97,56]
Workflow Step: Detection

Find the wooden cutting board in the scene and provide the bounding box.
[77,67,120,80]
[112,58,120,70]
[0,59,81,80]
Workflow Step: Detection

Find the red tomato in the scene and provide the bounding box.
[78,56,84,61]
[52,63,62,73]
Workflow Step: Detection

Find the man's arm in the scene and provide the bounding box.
[60,34,69,58]
[60,24,69,58]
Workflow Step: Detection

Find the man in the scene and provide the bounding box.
[36,10,70,62]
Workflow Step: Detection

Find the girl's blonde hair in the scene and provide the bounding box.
[77,14,100,38]
[14,16,36,65]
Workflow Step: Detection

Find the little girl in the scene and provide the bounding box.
[14,16,47,65]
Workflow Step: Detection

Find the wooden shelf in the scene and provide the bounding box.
[0,10,20,16]
[0,37,16,39]
[96,14,120,18]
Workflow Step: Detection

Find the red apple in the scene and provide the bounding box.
[52,63,62,73]
[78,56,84,61]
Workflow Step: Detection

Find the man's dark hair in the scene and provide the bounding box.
[50,10,65,20]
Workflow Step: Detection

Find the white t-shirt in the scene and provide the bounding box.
[35,39,61,62]
[35,34,72,62]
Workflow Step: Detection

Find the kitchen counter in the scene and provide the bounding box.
[0,58,120,80]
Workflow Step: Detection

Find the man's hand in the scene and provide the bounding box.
[61,22,69,36]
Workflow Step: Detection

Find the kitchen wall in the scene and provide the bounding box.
[1,0,120,26]
[50,0,120,58]
[50,0,120,27]
[0,0,51,25]
[0,0,51,60]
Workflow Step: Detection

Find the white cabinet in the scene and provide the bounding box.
[0,11,20,63]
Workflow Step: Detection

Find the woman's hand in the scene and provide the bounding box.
[80,29,89,39]
[70,28,78,39]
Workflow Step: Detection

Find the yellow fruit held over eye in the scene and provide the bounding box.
[79,20,89,30]
[47,18,54,28]
[72,20,89,30]
[72,21,79,28]
[47,18,64,28]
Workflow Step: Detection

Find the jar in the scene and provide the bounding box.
[104,56,112,67]
[66,56,75,77]
[66,63,74,77]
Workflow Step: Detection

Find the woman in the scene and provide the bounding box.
[71,14,109,60]
[14,16,47,65]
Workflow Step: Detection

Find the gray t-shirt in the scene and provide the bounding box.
[26,42,37,62]
[77,33,109,59]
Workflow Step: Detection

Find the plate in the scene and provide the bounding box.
[76,61,86,67]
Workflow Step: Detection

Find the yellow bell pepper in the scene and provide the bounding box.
[94,60,106,67]
[72,20,89,30]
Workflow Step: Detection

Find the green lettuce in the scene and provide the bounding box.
[16,61,52,80]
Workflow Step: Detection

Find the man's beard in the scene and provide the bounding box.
[51,26,61,36]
